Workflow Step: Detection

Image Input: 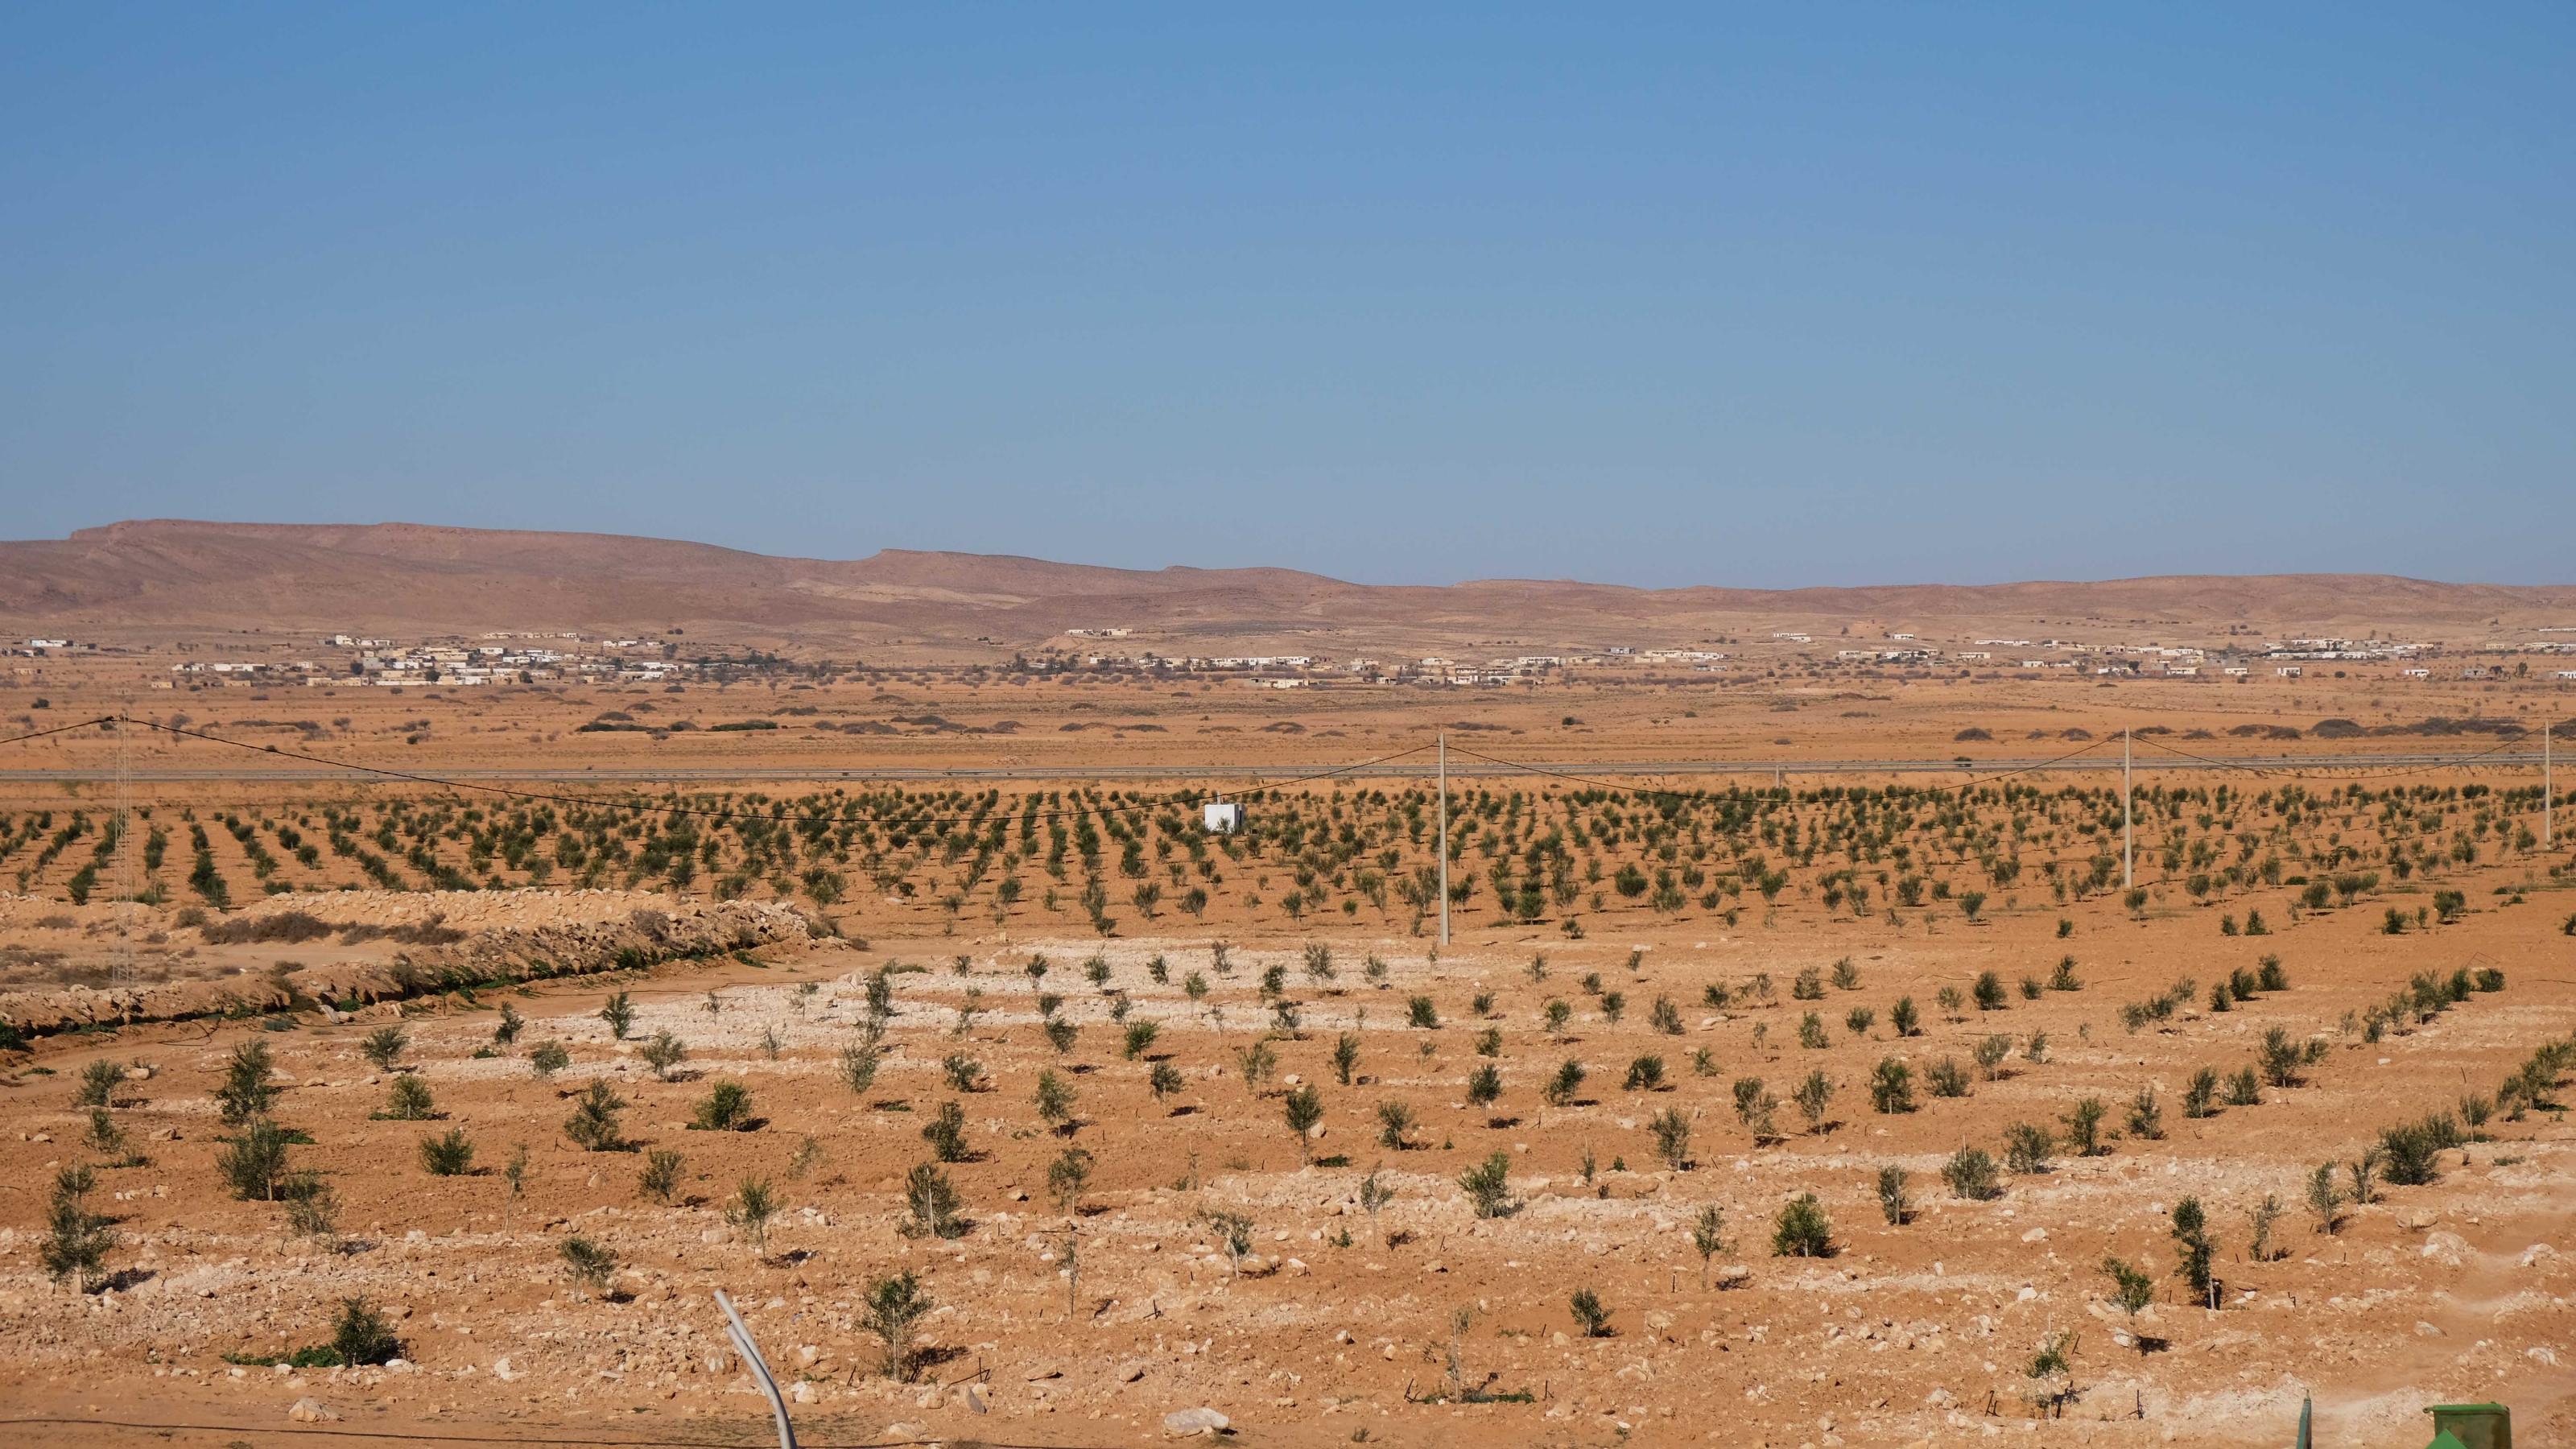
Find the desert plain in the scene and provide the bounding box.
[0,533,2572,1448]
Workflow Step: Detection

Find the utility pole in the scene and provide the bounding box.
[1437,730,1449,947]
[2122,726,2134,892]
[2545,720,2554,852]
[114,706,134,990]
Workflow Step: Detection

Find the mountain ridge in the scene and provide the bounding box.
[9,520,2570,650]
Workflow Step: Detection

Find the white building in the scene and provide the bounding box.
[1203,801,1244,835]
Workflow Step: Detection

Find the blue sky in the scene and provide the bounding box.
[3,4,2570,587]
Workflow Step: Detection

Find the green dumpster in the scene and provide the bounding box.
[2424,1402,2510,1449]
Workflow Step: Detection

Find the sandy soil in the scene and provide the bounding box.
[6,885,2574,1446]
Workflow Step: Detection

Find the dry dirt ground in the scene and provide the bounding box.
[0,676,2572,1448]
[5,887,2575,1447]
[5,654,2571,783]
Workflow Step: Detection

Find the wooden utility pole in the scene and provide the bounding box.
[114,706,134,989]
[2122,726,2134,892]
[1437,730,1450,947]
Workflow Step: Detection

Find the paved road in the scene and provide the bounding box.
[0,750,2545,786]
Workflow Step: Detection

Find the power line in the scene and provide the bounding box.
[2128,732,2281,778]
[2281,734,2532,782]
[4,717,2542,828]
[94,716,1431,832]
[1444,734,2119,802]
[0,713,118,748]
[2130,729,2538,782]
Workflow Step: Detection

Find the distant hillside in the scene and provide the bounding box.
[0,519,2567,653]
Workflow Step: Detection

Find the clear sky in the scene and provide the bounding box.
[3,5,2570,588]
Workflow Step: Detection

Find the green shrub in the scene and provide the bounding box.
[40,1164,114,1290]
[217,1040,279,1125]
[419,1127,475,1176]
[332,1297,402,1366]
[2183,1067,2219,1118]
[1569,1286,1613,1337]
[1458,1151,1515,1218]
[639,1031,687,1081]
[560,1235,618,1293]
[378,1075,436,1121]
[692,1080,755,1132]
[564,1080,631,1152]
[1770,1193,1832,1257]
[2062,1097,2107,1156]
[2256,1028,2303,1088]
[1942,1146,2000,1200]
[903,1162,967,1239]
[640,1148,685,1204]
[1973,1034,2011,1079]
[1647,1107,1691,1170]
[361,1026,408,1071]
[922,1100,971,1162]
[76,1059,125,1109]
[1868,1059,1914,1113]
[2125,1086,2164,1141]
[2376,1113,2459,1187]
[2170,1198,2215,1302]
[862,1271,935,1379]
[217,1117,295,1200]
[726,1177,779,1253]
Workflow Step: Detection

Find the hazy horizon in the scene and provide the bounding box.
[16,515,2575,596]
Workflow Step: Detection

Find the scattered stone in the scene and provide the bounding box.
[1164,1406,1229,1435]
[287,1397,336,1423]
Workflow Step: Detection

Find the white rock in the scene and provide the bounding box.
[287,1397,336,1423]
[1164,1407,1230,1435]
